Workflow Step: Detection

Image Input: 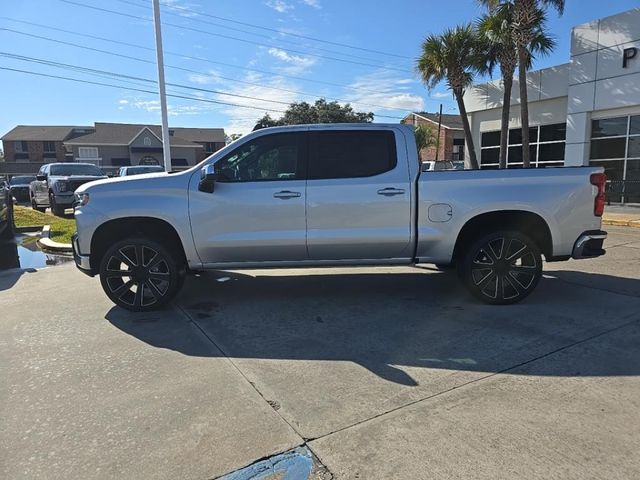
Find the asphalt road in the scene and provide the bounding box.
[1,226,639,479]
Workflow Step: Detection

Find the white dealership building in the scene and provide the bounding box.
[464,8,640,201]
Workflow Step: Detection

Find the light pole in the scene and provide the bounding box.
[152,0,171,171]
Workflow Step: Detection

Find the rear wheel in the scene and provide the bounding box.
[31,196,46,213]
[459,231,542,305]
[99,237,184,312]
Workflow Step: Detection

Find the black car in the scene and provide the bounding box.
[9,175,36,203]
[0,178,15,240]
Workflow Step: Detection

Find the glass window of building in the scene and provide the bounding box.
[590,115,640,203]
[480,122,566,169]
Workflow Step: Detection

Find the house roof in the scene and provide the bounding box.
[1,125,89,142]
[406,112,464,130]
[64,123,226,147]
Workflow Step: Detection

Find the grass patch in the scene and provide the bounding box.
[14,206,76,245]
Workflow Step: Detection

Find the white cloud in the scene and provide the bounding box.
[432,91,450,99]
[118,99,129,105]
[266,47,316,74]
[343,71,425,115]
[265,0,294,13]
[301,0,321,8]
[163,0,200,17]
[129,99,213,117]
[188,71,223,85]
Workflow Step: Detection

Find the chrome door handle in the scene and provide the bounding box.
[273,190,301,199]
[377,187,405,196]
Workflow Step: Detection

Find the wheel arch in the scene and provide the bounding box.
[90,216,187,272]
[452,210,553,264]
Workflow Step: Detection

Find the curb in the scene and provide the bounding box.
[36,225,73,253]
[603,218,640,228]
[16,225,43,233]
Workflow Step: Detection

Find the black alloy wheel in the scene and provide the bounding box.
[460,231,542,305]
[99,238,183,311]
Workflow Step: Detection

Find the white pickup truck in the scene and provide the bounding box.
[72,124,607,311]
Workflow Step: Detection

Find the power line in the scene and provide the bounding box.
[125,0,414,60]
[0,66,287,114]
[0,25,418,112]
[59,0,413,74]
[112,0,411,68]
[0,52,405,120]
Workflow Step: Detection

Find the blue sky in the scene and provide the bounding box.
[1,0,638,138]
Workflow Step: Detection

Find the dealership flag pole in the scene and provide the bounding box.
[152,0,171,171]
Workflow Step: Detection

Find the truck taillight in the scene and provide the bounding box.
[590,173,606,217]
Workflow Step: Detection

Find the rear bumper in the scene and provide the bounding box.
[572,230,607,259]
[72,233,94,276]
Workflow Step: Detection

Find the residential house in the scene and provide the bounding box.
[401,112,466,162]
[0,122,226,177]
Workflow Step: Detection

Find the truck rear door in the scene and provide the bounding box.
[305,129,413,260]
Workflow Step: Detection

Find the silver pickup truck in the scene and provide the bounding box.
[72,124,607,311]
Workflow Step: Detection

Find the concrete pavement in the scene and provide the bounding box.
[1,226,639,479]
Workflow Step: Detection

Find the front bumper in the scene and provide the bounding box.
[72,233,94,276]
[572,230,607,259]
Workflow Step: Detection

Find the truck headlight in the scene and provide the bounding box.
[75,192,90,207]
[57,181,69,192]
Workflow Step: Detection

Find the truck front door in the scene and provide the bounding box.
[305,129,413,260]
[189,131,308,264]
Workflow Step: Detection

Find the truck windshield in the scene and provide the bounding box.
[10,176,36,185]
[50,164,104,176]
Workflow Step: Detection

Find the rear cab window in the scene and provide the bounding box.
[308,130,397,180]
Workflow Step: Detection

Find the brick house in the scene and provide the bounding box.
[1,123,225,177]
[401,112,466,162]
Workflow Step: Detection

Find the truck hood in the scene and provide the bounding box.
[52,175,108,182]
[75,171,188,194]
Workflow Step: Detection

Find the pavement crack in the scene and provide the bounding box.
[175,303,305,440]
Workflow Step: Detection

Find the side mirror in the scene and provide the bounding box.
[198,164,217,193]
[36,174,47,182]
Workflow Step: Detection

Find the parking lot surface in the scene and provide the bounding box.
[1,226,639,479]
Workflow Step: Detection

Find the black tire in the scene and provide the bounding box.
[50,194,65,217]
[459,230,542,305]
[99,237,184,312]
[31,196,46,213]
[0,199,14,239]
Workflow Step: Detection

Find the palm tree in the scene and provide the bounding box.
[414,124,437,161]
[477,4,555,168]
[417,24,483,169]
[480,0,564,167]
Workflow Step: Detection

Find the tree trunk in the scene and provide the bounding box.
[518,46,531,168]
[500,75,513,169]
[455,92,479,170]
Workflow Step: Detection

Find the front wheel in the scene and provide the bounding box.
[99,237,184,312]
[459,231,542,305]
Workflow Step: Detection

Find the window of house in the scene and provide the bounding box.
[78,147,99,158]
[215,132,305,182]
[43,141,56,153]
[308,130,397,180]
[590,115,640,203]
[480,122,566,169]
[14,141,28,153]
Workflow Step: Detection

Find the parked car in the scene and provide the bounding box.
[0,178,14,240]
[72,124,607,311]
[30,163,107,216]
[422,160,457,171]
[118,165,164,177]
[9,175,36,203]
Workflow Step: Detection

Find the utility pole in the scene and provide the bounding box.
[435,103,443,161]
[152,0,171,171]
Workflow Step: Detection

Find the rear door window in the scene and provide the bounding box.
[308,130,397,180]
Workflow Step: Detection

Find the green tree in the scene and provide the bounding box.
[414,124,438,161]
[417,24,483,169]
[480,0,564,167]
[477,3,555,168]
[225,133,243,144]
[253,99,373,130]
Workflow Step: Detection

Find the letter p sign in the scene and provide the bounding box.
[623,47,638,68]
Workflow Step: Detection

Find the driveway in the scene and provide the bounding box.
[1,226,639,479]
